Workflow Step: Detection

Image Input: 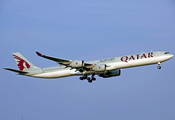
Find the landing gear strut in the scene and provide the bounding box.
[157,62,161,69]
[91,74,96,81]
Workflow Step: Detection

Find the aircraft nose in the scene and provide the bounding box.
[170,54,174,58]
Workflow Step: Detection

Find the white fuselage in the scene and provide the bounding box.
[27,51,173,78]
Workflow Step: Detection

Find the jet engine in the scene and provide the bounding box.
[92,64,106,72]
[69,60,84,68]
[99,69,121,78]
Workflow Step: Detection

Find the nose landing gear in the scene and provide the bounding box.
[157,62,161,69]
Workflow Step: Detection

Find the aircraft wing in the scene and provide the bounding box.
[36,52,94,68]
[36,52,71,65]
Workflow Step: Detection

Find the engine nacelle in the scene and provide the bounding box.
[99,69,121,78]
[69,60,84,68]
[92,64,106,72]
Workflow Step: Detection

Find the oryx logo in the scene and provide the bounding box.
[13,55,30,71]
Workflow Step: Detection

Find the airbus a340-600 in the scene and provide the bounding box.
[4,51,173,83]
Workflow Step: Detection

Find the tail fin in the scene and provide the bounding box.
[12,52,39,71]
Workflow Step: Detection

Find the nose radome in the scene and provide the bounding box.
[170,54,174,58]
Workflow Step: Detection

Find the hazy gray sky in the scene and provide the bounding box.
[1,0,175,120]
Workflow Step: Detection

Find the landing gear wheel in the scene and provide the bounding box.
[157,66,161,69]
[92,77,96,81]
[88,80,92,83]
[91,73,96,81]
[79,77,83,80]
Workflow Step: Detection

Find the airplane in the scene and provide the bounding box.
[4,51,173,83]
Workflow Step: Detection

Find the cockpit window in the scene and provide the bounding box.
[165,52,170,54]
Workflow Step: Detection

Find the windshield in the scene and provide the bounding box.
[164,52,170,54]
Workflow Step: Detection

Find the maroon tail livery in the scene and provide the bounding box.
[13,54,30,71]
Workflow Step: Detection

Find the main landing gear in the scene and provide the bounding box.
[157,62,161,69]
[79,74,96,83]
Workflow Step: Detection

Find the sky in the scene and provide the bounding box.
[1,0,175,120]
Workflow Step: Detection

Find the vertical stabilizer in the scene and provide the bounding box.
[12,52,39,71]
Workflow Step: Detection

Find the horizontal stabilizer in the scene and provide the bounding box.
[4,68,28,74]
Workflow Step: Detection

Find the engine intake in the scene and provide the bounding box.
[69,60,84,68]
[92,64,106,72]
